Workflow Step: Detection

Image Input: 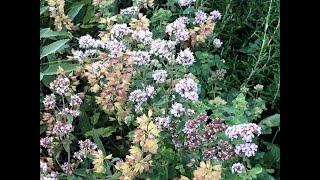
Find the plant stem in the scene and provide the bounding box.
[272,127,280,144]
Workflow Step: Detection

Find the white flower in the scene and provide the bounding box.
[132,51,151,65]
[150,39,177,60]
[40,160,48,174]
[52,121,73,136]
[40,136,53,148]
[175,78,198,101]
[43,94,56,110]
[231,163,245,174]
[70,95,82,107]
[110,24,132,39]
[194,10,208,24]
[79,34,100,49]
[120,6,139,15]
[71,49,85,61]
[155,117,171,130]
[49,75,70,95]
[178,0,196,7]
[209,10,222,21]
[213,38,223,48]
[152,70,168,83]
[235,143,258,157]
[176,48,195,65]
[254,84,264,91]
[170,102,185,117]
[145,85,155,97]
[131,29,153,44]
[103,39,126,58]
[166,17,190,41]
[129,89,148,104]
[225,123,261,142]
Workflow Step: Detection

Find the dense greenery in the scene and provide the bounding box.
[40,0,280,179]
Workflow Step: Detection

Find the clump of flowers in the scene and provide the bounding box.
[204,118,227,140]
[170,102,185,117]
[231,163,245,174]
[176,48,195,66]
[235,143,258,157]
[225,123,261,142]
[175,78,199,101]
[152,70,168,83]
[178,0,196,7]
[203,140,235,161]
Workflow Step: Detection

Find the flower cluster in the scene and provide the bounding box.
[110,24,133,40]
[195,10,208,25]
[40,136,53,149]
[225,123,261,142]
[103,39,127,58]
[131,51,151,65]
[131,29,153,44]
[52,121,73,136]
[69,94,82,108]
[212,69,227,81]
[43,94,56,110]
[204,118,227,141]
[183,114,208,150]
[203,140,235,161]
[49,74,70,95]
[213,38,223,48]
[79,34,101,49]
[170,102,185,117]
[120,6,139,15]
[73,139,98,162]
[152,70,168,83]
[176,48,195,66]
[175,78,199,101]
[231,163,245,174]
[209,10,222,21]
[150,39,177,59]
[178,0,196,7]
[155,117,171,130]
[165,17,190,41]
[235,143,258,157]
[129,87,154,111]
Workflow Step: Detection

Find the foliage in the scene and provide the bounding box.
[40,0,280,179]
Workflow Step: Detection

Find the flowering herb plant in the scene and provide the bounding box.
[40,0,280,179]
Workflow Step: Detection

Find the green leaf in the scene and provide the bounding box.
[260,114,280,127]
[62,139,71,152]
[40,124,47,134]
[73,169,88,177]
[91,113,100,125]
[42,63,79,75]
[67,114,74,122]
[40,6,48,15]
[93,130,106,156]
[83,5,95,24]
[183,7,196,15]
[40,39,70,59]
[85,127,117,138]
[250,167,263,175]
[40,28,71,39]
[79,112,92,134]
[68,4,84,20]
